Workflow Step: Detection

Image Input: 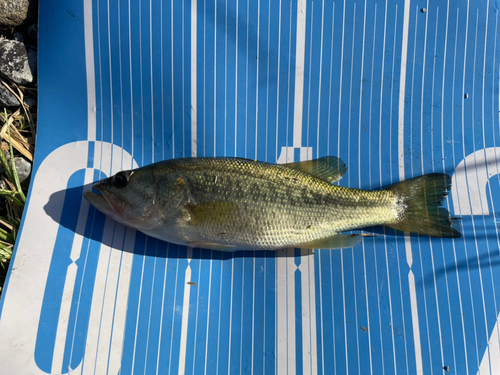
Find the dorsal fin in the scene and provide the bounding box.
[283,156,347,183]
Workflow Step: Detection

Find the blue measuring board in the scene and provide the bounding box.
[0,0,499,374]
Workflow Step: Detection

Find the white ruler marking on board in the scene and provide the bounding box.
[398,1,423,374]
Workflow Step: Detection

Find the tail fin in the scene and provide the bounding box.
[385,173,462,238]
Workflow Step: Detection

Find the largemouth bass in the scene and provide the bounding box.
[84,156,461,250]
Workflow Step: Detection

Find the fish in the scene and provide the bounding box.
[84,156,461,251]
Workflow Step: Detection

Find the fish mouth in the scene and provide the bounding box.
[84,185,126,216]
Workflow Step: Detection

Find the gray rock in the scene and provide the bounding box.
[13,31,24,43]
[13,157,30,183]
[0,155,30,183]
[0,0,30,29]
[27,23,37,42]
[23,96,35,107]
[0,39,33,84]
[26,46,36,78]
[0,82,20,106]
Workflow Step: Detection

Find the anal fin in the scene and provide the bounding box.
[299,233,362,249]
[188,241,238,251]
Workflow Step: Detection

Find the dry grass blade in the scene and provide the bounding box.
[1,81,32,124]
[0,218,13,231]
[2,176,16,191]
[0,110,33,161]
[0,240,13,247]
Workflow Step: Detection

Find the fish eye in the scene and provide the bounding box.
[113,172,128,189]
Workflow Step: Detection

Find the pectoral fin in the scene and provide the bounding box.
[299,233,362,249]
[184,201,239,225]
[283,156,347,183]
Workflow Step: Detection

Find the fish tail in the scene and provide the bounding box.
[385,173,462,238]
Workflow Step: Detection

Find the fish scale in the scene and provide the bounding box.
[85,156,461,251]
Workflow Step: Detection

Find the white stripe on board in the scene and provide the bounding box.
[240,258,245,374]
[391,3,407,371]
[155,246,169,373]
[213,0,218,157]
[149,0,155,161]
[459,2,485,367]
[129,238,149,374]
[190,258,202,373]
[397,2,423,374]
[117,0,125,165]
[227,257,235,373]
[81,218,115,375]
[439,2,459,372]
[449,7,471,373]
[276,249,296,375]
[336,0,346,157]
[292,0,307,147]
[417,2,438,372]
[217,257,225,375]
[343,5,357,373]
[84,0,96,141]
[143,243,159,375]
[160,0,164,160]
[178,248,193,375]
[365,9,377,370]
[398,0,410,179]
[182,0,187,157]
[276,147,314,375]
[107,230,135,375]
[357,0,366,188]
[300,252,318,375]
[170,0,175,159]
[191,0,197,157]
[93,224,126,375]
[107,0,115,149]
[304,2,315,153]
[251,258,256,375]
[428,6,447,373]
[253,0,260,158]
[379,2,399,372]
[203,254,214,374]
[314,0,325,158]
[367,4,377,186]
[234,0,239,156]
[325,3,335,158]
[167,258,181,375]
[283,7,292,162]
[128,0,135,162]
[225,0,229,159]
[263,0,272,162]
